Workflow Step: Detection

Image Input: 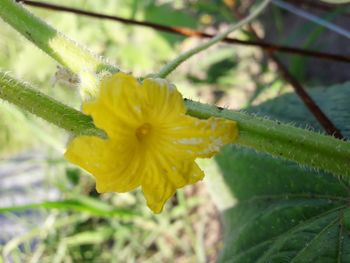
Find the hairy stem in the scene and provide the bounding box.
[155,0,271,78]
[0,0,118,97]
[0,71,106,138]
[185,99,350,177]
[1,72,349,178]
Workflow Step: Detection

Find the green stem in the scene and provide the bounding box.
[0,71,106,138]
[185,99,350,177]
[155,0,271,78]
[1,71,349,178]
[0,0,119,97]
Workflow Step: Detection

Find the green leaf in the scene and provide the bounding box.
[246,82,350,135]
[213,82,350,262]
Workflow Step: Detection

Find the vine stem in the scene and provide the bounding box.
[185,99,350,178]
[0,71,106,138]
[155,0,271,78]
[0,0,119,97]
[1,71,349,178]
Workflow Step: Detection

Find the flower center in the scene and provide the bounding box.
[135,123,152,141]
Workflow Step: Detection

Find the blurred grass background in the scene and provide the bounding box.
[0,0,349,262]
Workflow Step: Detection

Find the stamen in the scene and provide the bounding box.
[136,123,152,141]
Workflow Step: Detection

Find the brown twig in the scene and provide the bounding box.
[269,53,343,139]
[246,24,344,139]
[16,0,350,63]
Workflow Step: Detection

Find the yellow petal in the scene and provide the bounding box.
[64,136,142,192]
[162,115,238,158]
[83,73,143,138]
[141,78,186,122]
[142,159,204,213]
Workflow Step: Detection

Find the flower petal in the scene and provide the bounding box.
[83,73,143,138]
[141,78,186,121]
[142,156,204,213]
[162,116,238,158]
[64,136,142,192]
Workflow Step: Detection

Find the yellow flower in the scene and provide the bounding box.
[65,73,238,213]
